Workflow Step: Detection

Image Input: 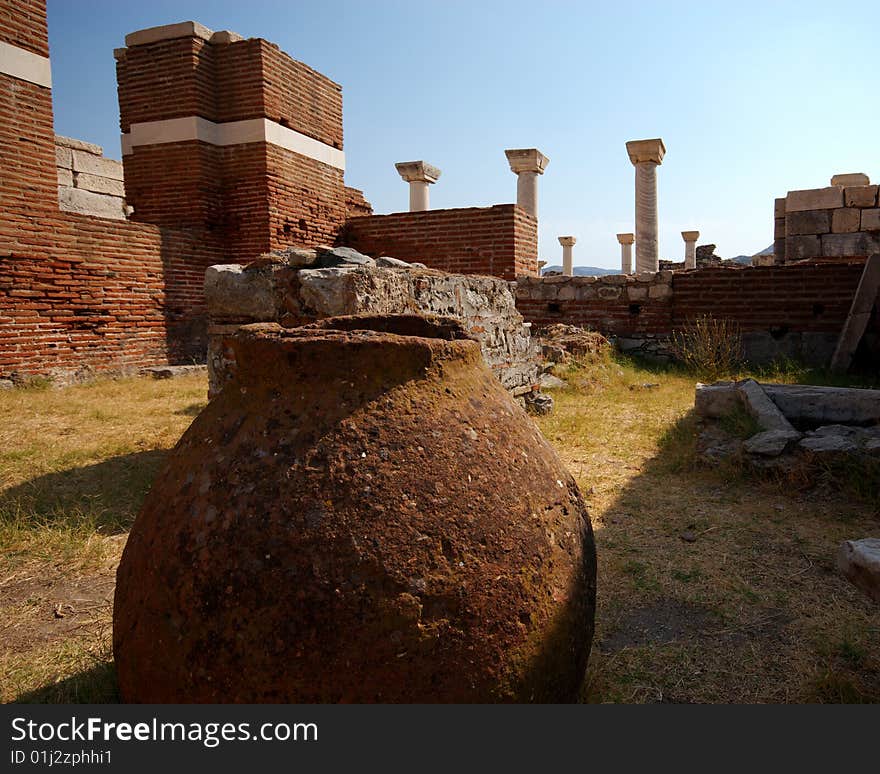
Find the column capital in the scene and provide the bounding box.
[616,232,635,245]
[558,236,576,247]
[681,230,700,242]
[395,160,441,184]
[626,138,665,165]
[504,148,549,175]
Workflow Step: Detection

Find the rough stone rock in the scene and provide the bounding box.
[376,256,412,268]
[694,382,739,419]
[268,246,318,268]
[524,391,555,415]
[315,246,375,268]
[764,384,880,425]
[836,538,880,604]
[114,316,596,702]
[538,373,568,390]
[535,324,610,362]
[799,425,861,455]
[204,264,280,321]
[143,365,208,380]
[743,429,803,457]
[737,379,796,432]
[0,379,13,390]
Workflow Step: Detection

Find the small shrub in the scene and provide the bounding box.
[670,314,743,381]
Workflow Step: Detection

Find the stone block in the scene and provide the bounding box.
[71,149,124,180]
[596,286,621,300]
[75,172,125,197]
[56,135,103,154]
[627,285,647,300]
[55,145,72,169]
[786,187,844,212]
[648,283,672,299]
[786,209,830,235]
[844,185,878,208]
[820,232,880,257]
[57,167,73,187]
[125,20,214,47]
[785,234,821,262]
[58,187,126,220]
[774,217,786,239]
[831,173,870,186]
[837,538,880,605]
[601,274,628,285]
[743,429,802,457]
[204,264,280,321]
[774,197,786,219]
[737,378,796,433]
[831,207,861,234]
[862,209,880,231]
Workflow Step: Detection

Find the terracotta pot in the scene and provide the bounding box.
[114,315,596,702]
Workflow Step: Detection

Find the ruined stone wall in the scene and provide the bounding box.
[775,178,880,264]
[340,205,539,280]
[55,135,127,220]
[516,261,877,366]
[204,261,539,397]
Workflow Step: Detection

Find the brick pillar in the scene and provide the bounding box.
[116,21,348,261]
[0,0,58,214]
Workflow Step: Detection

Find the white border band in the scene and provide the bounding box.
[121,116,345,171]
[0,41,52,88]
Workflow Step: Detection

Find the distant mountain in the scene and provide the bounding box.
[728,255,753,265]
[753,244,774,256]
[541,265,620,276]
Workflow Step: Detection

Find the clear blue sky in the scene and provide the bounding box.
[46,0,879,268]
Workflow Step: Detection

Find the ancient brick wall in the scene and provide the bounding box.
[516,261,877,366]
[340,205,538,281]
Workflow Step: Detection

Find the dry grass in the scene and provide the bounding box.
[2,364,878,703]
[0,374,206,702]
[538,356,880,703]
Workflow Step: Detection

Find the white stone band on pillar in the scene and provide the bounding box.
[121,115,345,170]
[681,230,699,269]
[395,161,441,212]
[505,148,549,219]
[626,138,665,274]
[0,41,52,88]
[558,236,576,276]
[617,233,634,274]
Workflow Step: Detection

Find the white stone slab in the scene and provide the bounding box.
[125,21,213,47]
[58,186,126,220]
[0,41,52,88]
[75,172,125,197]
[72,150,124,179]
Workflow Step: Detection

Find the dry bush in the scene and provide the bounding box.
[670,314,743,381]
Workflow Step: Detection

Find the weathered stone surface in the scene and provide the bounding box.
[844,185,878,208]
[786,187,844,212]
[738,379,796,432]
[57,187,126,220]
[861,209,880,231]
[785,234,821,261]
[0,379,13,390]
[743,429,802,457]
[821,232,880,257]
[535,325,610,363]
[114,317,596,702]
[56,134,103,155]
[786,209,830,236]
[799,425,861,455]
[831,173,870,187]
[71,149,124,179]
[831,207,861,234]
[266,246,317,268]
[204,264,280,321]
[56,167,73,187]
[774,197,786,219]
[647,283,672,299]
[524,390,554,415]
[376,256,413,268]
[764,384,880,425]
[538,373,568,390]
[75,172,125,197]
[627,285,647,300]
[694,382,740,419]
[55,145,72,169]
[315,246,375,268]
[837,538,880,604]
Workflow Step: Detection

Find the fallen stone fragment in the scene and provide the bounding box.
[837,538,880,604]
[737,379,796,433]
[376,256,412,268]
[524,390,554,415]
[538,373,567,390]
[315,246,375,268]
[694,381,739,418]
[799,425,862,455]
[743,429,803,457]
[143,365,208,380]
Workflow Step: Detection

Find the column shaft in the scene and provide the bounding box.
[409,181,430,212]
[634,161,659,273]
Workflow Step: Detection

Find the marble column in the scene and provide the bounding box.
[625,138,666,273]
[558,236,576,276]
[616,232,634,274]
[395,160,441,211]
[504,148,549,218]
[682,230,699,269]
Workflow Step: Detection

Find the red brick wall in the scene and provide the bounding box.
[344,186,372,218]
[671,263,866,332]
[340,205,538,280]
[0,0,48,55]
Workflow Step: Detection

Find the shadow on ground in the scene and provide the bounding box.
[15,662,119,704]
[0,450,168,534]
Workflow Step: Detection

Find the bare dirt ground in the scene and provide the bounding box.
[1,365,878,703]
